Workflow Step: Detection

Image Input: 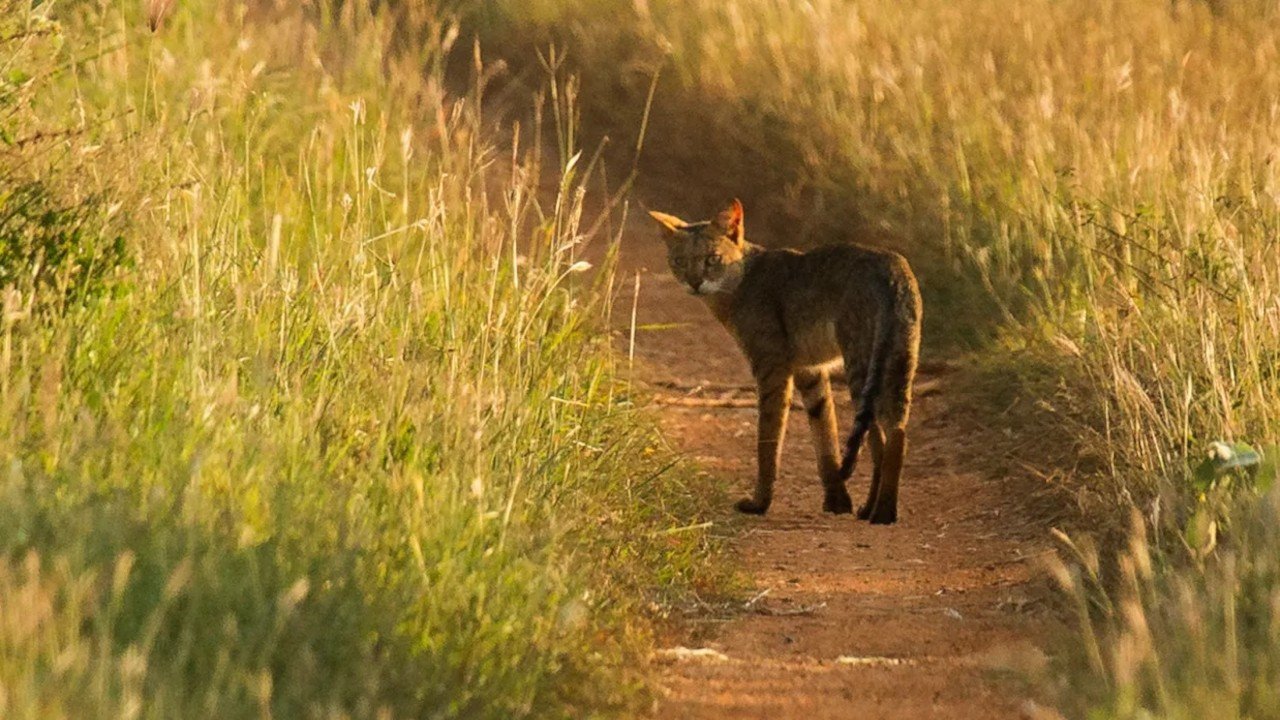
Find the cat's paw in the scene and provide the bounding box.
[823,492,854,515]
[856,504,872,520]
[735,497,770,515]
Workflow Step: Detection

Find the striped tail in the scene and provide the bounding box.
[839,303,895,480]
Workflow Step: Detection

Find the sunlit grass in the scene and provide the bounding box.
[0,1,722,717]
[466,0,1280,715]
[11,0,1280,713]
[496,0,1280,498]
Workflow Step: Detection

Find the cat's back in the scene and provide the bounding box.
[720,242,914,361]
[738,242,916,310]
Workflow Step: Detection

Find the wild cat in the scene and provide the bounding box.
[649,200,921,524]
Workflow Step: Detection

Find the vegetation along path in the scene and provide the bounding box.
[611,204,1064,718]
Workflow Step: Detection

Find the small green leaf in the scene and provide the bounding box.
[1184,505,1217,559]
[1225,441,1262,469]
[1257,445,1279,492]
[1196,440,1263,492]
[1193,456,1217,493]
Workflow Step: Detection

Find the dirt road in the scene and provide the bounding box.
[611,208,1062,719]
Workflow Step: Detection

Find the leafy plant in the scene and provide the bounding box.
[1185,440,1279,559]
[1193,441,1277,496]
[0,181,128,301]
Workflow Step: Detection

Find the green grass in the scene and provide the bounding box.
[11,0,1280,715]
[461,0,1280,716]
[0,2,723,717]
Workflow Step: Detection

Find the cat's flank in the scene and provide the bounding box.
[649,199,922,524]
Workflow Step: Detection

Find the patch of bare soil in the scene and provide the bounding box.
[609,211,1064,719]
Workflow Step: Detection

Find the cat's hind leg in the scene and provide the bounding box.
[857,423,886,520]
[867,425,905,525]
[795,367,852,514]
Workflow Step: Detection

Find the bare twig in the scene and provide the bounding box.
[651,379,755,394]
[648,521,713,537]
[742,588,772,609]
[753,601,828,617]
[653,394,756,408]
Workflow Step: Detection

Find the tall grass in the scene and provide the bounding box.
[0,1,720,717]
[466,0,1280,715]
[1048,497,1280,718]
[486,0,1280,499]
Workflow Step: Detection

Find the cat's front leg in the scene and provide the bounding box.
[736,365,792,514]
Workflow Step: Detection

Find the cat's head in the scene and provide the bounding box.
[648,199,749,296]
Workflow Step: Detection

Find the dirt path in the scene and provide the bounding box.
[608,209,1062,719]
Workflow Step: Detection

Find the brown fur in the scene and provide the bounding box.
[649,199,922,524]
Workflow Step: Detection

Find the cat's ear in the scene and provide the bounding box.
[715,198,744,244]
[648,210,688,235]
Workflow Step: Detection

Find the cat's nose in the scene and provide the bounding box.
[687,281,703,295]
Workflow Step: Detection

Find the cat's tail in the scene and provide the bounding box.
[838,302,895,480]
